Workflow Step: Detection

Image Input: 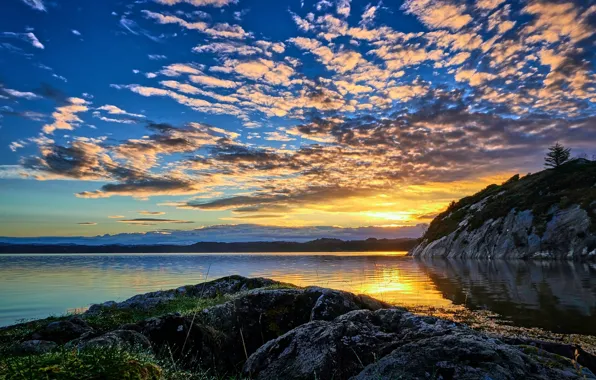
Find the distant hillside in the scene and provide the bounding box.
[410,159,596,260]
[0,237,417,254]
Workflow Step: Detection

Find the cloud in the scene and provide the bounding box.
[2,32,45,49]
[42,98,89,134]
[78,222,97,226]
[71,29,81,36]
[142,10,249,39]
[154,0,237,7]
[96,105,145,118]
[148,54,167,60]
[138,210,166,215]
[402,0,473,30]
[118,218,194,224]
[1,87,41,100]
[21,0,45,11]
[108,215,125,219]
[189,74,238,88]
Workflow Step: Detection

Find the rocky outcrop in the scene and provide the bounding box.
[411,205,596,259]
[245,308,595,379]
[6,276,596,379]
[410,160,596,259]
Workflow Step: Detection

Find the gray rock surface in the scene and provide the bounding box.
[244,309,595,380]
[77,329,152,351]
[31,317,93,344]
[411,205,596,260]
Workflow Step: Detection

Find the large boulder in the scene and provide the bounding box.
[243,309,596,380]
[30,317,93,344]
[77,329,152,351]
[243,310,404,379]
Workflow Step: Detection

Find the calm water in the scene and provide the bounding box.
[1,253,595,334]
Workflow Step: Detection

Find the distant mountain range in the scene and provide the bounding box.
[0,238,418,254]
[0,223,426,246]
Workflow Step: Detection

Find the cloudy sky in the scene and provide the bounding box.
[1,0,595,238]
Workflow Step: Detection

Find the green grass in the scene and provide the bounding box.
[0,346,162,380]
[422,160,596,242]
[83,295,229,333]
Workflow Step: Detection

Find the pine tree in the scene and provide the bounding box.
[544,143,571,168]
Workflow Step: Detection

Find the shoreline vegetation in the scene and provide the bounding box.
[1,276,595,379]
[0,238,417,254]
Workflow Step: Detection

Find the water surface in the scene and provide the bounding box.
[1,252,595,334]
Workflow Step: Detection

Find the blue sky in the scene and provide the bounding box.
[1,0,595,238]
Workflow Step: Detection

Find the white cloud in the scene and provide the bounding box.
[2,88,40,100]
[154,0,237,7]
[2,32,45,49]
[189,74,238,88]
[21,0,45,11]
[96,105,145,118]
[72,29,81,36]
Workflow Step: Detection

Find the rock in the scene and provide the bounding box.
[84,275,283,315]
[354,333,594,380]
[243,310,404,380]
[128,286,388,373]
[10,340,57,355]
[411,206,595,260]
[307,287,388,321]
[31,317,93,344]
[137,314,228,370]
[499,337,596,376]
[243,309,596,380]
[78,330,152,351]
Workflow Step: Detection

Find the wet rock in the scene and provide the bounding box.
[243,309,595,380]
[78,330,152,351]
[31,317,92,344]
[10,340,57,355]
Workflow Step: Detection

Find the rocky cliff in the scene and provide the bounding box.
[410,159,596,260]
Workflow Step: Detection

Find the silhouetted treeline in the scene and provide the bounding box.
[0,238,418,254]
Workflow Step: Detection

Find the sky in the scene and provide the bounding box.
[0,0,595,239]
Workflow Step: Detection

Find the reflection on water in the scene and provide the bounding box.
[0,253,595,334]
[414,257,596,334]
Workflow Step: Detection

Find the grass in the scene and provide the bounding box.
[83,295,229,333]
[422,160,596,243]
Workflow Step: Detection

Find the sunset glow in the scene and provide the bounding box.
[1,0,595,238]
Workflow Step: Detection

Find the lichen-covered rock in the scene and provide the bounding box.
[31,317,92,344]
[77,329,152,351]
[243,309,596,380]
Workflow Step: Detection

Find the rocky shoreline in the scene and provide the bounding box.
[1,275,595,379]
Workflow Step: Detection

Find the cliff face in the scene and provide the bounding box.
[410,160,596,259]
